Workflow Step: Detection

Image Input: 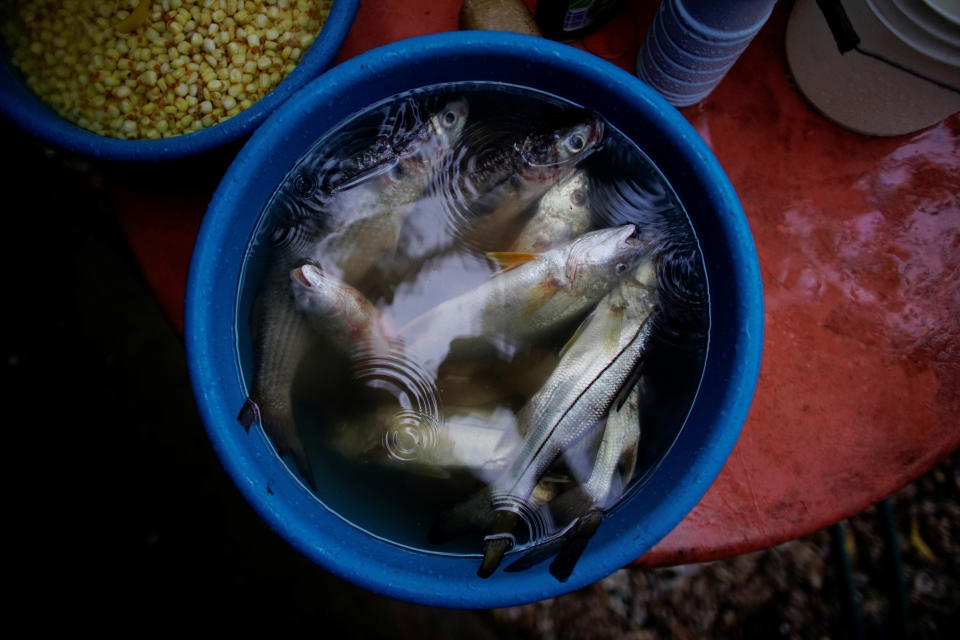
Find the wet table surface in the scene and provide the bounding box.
[108,0,960,567]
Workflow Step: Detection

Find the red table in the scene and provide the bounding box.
[109,0,960,567]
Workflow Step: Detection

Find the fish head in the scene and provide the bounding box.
[428,97,470,150]
[290,262,341,316]
[393,97,469,163]
[516,110,605,183]
[541,171,590,215]
[380,97,469,189]
[562,224,653,295]
[513,172,592,252]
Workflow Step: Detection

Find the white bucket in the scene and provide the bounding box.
[786,0,960,136]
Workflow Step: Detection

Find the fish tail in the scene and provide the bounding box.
[478,535,514,578]
[273,430,316,491]
[504,534,562,573]
[239,397,316,490]
[549,509,603,582]
[478,510,521,578]
[237,398,260,431]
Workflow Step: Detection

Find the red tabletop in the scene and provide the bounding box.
[109,1,960,567]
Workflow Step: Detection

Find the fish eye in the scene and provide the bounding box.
[442,110,458,127]
[616,262,629,274]
[570,189,586,206]
[566,133,585,153]
[390,162,405,180]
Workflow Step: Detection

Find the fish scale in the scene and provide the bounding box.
[470,262,659,578]
[398,225,649,377]
[494,277,656,505]
[240,98,469,486]
[394,109,604,264]
[310,98,470,287]
[511,171,592,253]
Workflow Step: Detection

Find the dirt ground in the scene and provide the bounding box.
[7,121,956,638]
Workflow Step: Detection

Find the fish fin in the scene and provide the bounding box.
[273,431,316,491]
[478,535,514,578]
[478,511,521,578]
[506,491,589,573]
[246,399,316,490]
[504,507,603,578]
[522,277,562,316]
[558,306,598,359]
[237,398,261,432]
[549,509,604,582]
[487,251,539,273]
[604,303,626,353]
[504,536,565,572]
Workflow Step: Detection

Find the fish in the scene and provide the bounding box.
[326,405,521,480]
[398,224,651,377]
[238,98,468,484]
[290,262,395,357]
[579,380,642,508]
[510,171,592,253]
[431,256,660,579]
[503,380,644,576]
[238,264,316,483]
[394,109,604,268]
[309,98,470,288]
[460,112,604,252]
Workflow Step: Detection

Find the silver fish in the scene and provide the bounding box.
[460,115,604,252]
[239,99,468,483]
[311,98,470,287]
[399,224,650,377]
[395,110,604,266]
[290,263,395,357]
[238,269,315,483]
[580,382,641,508]
[471,257,659,578]
[510,171,591,253]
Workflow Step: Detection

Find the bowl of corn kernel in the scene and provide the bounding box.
[0,0,359,161]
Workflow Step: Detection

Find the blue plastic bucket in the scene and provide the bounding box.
[186,31,763,608]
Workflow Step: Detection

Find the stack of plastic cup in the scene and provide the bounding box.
[637,0,778,106]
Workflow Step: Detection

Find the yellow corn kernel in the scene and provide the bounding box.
[1,0,327,139]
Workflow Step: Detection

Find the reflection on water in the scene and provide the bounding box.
[236,83,710,575]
